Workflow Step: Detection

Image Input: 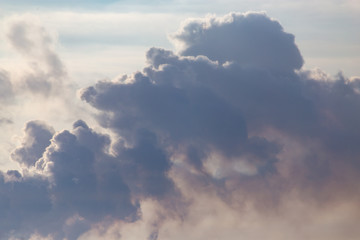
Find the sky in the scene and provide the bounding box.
[0,0,360,239]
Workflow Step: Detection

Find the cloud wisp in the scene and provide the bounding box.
[1,12,360,240]
[5,15,67,96]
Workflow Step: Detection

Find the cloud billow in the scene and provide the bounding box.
[79,12,360,238]
[11,120,55,167]
[2,11,360,239]
[171,12,304,72]
[1,121,139,239]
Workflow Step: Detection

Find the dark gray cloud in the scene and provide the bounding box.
[2,11,360,239]
[1,117,178,239]
[171,12,303,72]
[1,121,139,239]
[81,73,247,158]
[79,12,360,237]
[114,129,175,198]
[11,120,55,167]
[38,121,136,223]
[0,171,52,239]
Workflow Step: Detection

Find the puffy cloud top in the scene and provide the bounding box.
[2,11,360,240]
[172,12,304,72]
[11,120,55,167]
[2,121,140,239]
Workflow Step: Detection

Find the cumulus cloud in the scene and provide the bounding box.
[171,12,304,72]
[1,118,179,239]
[1,120,142,239]
[11,120,54,167]
[113,129,176,198]
[79,12,360,239]
[2,11,360,240]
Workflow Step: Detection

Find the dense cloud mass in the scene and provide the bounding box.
[1,12,360,239]
[11,121,55,167]
[1,121,140,240]
[171,12,303,71]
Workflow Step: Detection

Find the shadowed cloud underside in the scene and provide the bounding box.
[1,12,360,240]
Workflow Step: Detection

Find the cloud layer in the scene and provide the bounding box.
[1,12,360,240]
